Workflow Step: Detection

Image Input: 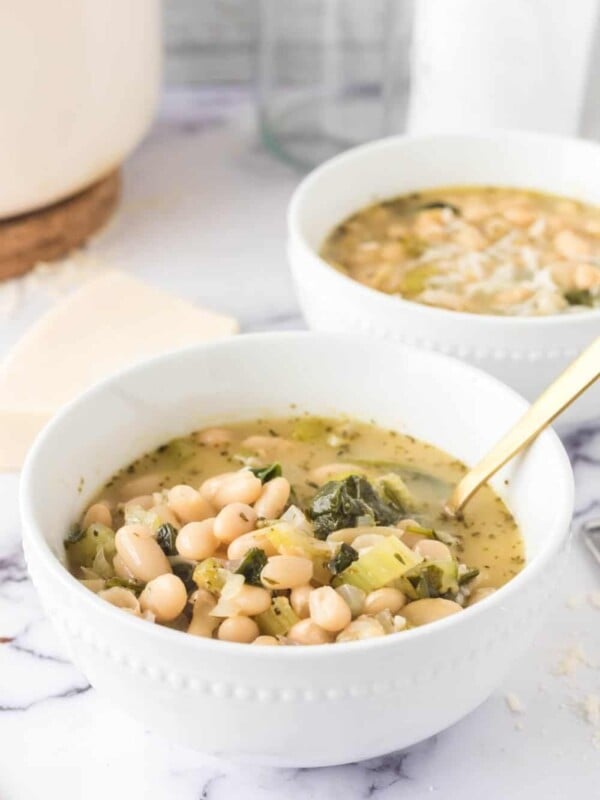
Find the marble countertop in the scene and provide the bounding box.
[1,89,600,799]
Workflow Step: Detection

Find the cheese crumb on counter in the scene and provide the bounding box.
[505,692,525,714]
[555,644,591,677]
[581,694,600,726]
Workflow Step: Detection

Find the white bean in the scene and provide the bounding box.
[214,502,258,544]
[254,477,291,520]
[198,427,234,447]
[287,619,333,645]
[402,598,462,627]
[167,485,213,523]
[309,586,352,632]
[140,574,187,622]
[261,556,313,589]
[253,635,280,646]
[241,435,293,458]
[176,519,218,560]
[115,525,172,582]
[188,589,219,638]
[214,473,263,509]
[122,494,154,511]
[151,503,181,529]
[199,472,237,503]
[234,585,272,616]
[227,530,277,560]
[336,616,386,642]
[364,587,406,615]
[113,553,136,580]
[335,584,366,618]
[217,616,260,643]
[290,585,313,619]
[309,463,365,485]
[352,533,386,551]
[120,474,162,500]
[414,540,452,562]
[82,503,112,529]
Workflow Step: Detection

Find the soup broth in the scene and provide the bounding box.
[65,416,524,645]
[321,186,600,316]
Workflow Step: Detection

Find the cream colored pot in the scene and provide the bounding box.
[0,0,161,218]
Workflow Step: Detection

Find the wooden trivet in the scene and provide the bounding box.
[0,170,121,281]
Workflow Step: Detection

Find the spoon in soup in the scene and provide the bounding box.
[444,336,600,518]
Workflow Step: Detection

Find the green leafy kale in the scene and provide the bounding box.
[249,463,283,484]
[172,562,196,593]
[235,547,268,585]
[402,561,459,600]
[564,289,594,307]
[156,523,178,556]
[65,524,84,544]
[418,200,460,215]
[458,567,480,586]
[328,543,359,575]
[307,475,402,540]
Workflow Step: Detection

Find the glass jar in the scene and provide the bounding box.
[257,0,413,169]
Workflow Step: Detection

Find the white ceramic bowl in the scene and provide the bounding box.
[21,333,573,767]
[288,131,600,426]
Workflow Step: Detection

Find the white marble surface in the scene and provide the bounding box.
[1,89,600,798]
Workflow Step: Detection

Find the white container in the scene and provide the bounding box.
[0,0,161,218]
[288,132,600,425]
[406,0,599,136]
[21,333,573,767]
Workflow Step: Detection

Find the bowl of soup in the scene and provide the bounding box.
[288,131,600,424]
[20,332,573,766]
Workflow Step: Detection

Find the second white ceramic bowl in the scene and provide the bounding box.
[21,333,573,766]
[288,131,600,425]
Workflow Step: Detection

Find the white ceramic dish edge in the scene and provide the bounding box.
[20,332,574,766]
[288,130,600,425]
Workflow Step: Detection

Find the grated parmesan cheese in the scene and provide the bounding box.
[505,692,525,714]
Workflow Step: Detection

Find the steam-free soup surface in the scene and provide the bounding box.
[322,186,600,316]
[65,416,524,645]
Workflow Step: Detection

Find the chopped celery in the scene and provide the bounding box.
[400,560,459,600]
[376,473,414,512]
[64,523,116,569]
[402,523,435,539]
[333,535,422,593]
[192,558,226,594]
[292,417,328,442]
[235,547,268,585]
[124,504,172,532]
[458,566,479,586]
[105,576,145,594]
[432,528,459,547]
[265,523,331,560]
[265,522,332,584]
[399,263,439,295]
[254,597,299,636]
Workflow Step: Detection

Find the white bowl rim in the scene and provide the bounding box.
[288,129,600,328]
[20,331,574,660]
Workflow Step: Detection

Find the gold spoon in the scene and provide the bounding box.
[444,336,600,518]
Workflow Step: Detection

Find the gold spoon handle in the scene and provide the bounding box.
[445,336,600,518]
